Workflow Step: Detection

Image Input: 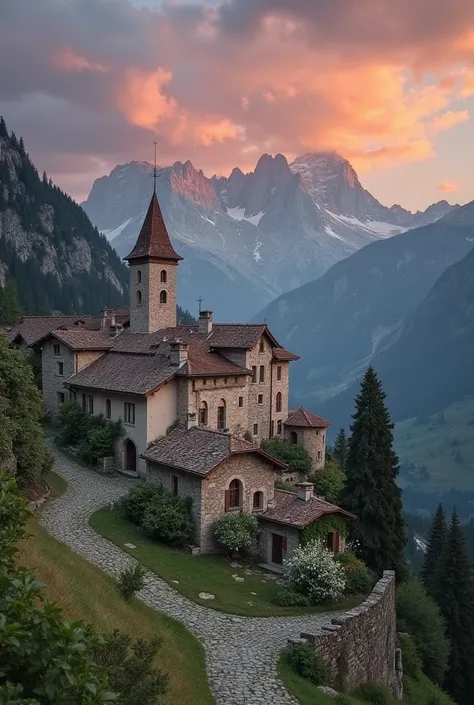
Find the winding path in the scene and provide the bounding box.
[40,447,341,705]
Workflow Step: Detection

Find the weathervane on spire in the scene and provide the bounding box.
[153,140,158,193]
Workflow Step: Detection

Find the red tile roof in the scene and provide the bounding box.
[177,339,250,377]
[51,330,114,351]
[285,408,331,428]
[124,192,182,262]
[261,489,355,528]
[11,316,94,347]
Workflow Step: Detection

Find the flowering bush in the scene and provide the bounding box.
[282,540,346,604]
[212,512,258,553]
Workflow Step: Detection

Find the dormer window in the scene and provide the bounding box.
[137,270,142,283]
[160,290,167,304]
[160,270,167,283]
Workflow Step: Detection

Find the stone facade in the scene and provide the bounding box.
[284,424,327,471]
[129,260,178,333]
[177,375,248,435]
[258,519,300,566]
[42,339,76,419]
[292,571,400,698]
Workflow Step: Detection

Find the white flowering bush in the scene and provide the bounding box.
[282,540,346,604]
[212,512,258,553]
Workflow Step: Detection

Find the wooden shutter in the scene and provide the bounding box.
[224,489,230,511]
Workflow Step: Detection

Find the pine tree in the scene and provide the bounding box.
[0,115,8,139]
[0,279,22,325]
[435,509,474,704]
[340,366,406,578]
[333,428,349,470]
[421,503,447,598]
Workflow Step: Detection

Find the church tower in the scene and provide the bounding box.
[124,191,182,333]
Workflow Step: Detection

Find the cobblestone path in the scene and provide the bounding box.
[40,448,341,705]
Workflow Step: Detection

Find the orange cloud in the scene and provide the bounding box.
[194,118,243,146]
[438,180,461,192]
[428,110,469,134]
[52,48,107,73]
[117,67,178,129]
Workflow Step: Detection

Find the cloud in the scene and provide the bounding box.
[52,49,108,73]
[438,180,461,192]
[427,110,469,134]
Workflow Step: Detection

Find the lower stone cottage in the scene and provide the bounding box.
[142,425,355,565]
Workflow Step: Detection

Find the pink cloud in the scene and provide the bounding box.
[438,180,461,192]
[52,49,108,73]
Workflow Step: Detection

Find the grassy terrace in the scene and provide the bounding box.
[18,474,214,705]
[90,506,361,617]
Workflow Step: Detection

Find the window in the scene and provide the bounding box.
[253,423,258,436]
[226,479,242,509]
[277,419,282,435]
[259,365,265,383]
[275,391,282,412]
[290,430,298,444]
[276,365,282,381]
[322,433,325,442]
[160,270,167,283]
[253,491,264,510]
[238,396,244,408]
[105,398,111,420]
[124,402,135,425]
[251,366,257,384]
[203,379,207,385]
[53,344,61,356]
[270,420,274,437]
[199,401,208,426]
[316,430,319,436]
[57,392,65,407]
[86,395,94,415]
[137,270,142,283]
[258,394,263,405]
[172,475,179,496]
[224,378,228,385]
[317,451,322,461]
[137,289,142,304]
[56,361,64,376]
[217,399,226,430]
[259,339,265,353]
[160,290,167,304]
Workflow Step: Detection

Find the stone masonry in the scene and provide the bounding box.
[129,260,178,333]
[284,424,327,471]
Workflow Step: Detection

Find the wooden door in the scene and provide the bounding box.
[272,533,284,564]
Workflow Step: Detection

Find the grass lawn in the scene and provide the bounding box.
[278,654,454,705]
[17,517,215,705]
[90,506,362,617]
[44,469,68,498]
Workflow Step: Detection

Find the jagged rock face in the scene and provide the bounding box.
[82,152,457,320]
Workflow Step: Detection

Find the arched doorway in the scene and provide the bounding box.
[123,438,137,473]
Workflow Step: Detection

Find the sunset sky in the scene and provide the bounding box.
[1,0,474,211]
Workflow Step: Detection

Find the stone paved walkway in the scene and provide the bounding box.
[40,447,343,705]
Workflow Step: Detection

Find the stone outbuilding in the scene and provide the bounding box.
[284,407,331,471]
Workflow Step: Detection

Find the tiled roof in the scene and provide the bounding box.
[66,351,175,395]
[177,340,251,377]
[208,324,267,349]
[124,192,182,262]
[142,425,286,476]
[285,408,331,428]
[52,330,114,351]
[1,326,20,343]
[273,348,300,361]
[261,489,355,528]
[11,316,94,347]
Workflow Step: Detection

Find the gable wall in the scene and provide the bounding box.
[146,380,177,444]
[41,339,75,419]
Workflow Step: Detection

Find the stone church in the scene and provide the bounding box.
[5,189,353,565]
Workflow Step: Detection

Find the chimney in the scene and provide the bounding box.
[199,310,213,335]
[187,412,197,430]
[109,323,123,338]
[100,308,111,330]
[169,339,188,366]
[296,482,314,502]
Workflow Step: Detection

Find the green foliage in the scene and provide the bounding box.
[340,367,406,580]
[58,402,122,466]
[310,456,345,502]
[212,512,258,553]
[117,564,147,600]
[58,401,89,445]
[122,483,162,525]
[275,477,299,493]
[396,579,450,684]
[261,437,312,475]
[352,683,391,705]
[91,630,168,705]
[271,589,310,607]
[399,634,422,679]
[335,551,376,595]
[421,504,447,599]
[284,643,333,687]
[300,515,348,546]
[0,279,22,325]
[0,332,52,485]
[142,494,194,547]
[283,540,346,604]
[333,428,349,470]
[0,471,29,560]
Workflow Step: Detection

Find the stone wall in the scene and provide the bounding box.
[292,571,401,698]
[129,260,178,333]
[284,425,327,471]
[42,339,75,419]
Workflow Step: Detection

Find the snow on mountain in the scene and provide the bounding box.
[81,152,456,320]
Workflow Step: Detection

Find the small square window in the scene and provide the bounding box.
[258,394,263,405]
[276,365,282,381]
[53,344,61,356]
[57,392,65,407]
[238,396,244,408]
[172,475,179,496]
[56,361,64,376]
[253,423,258,436]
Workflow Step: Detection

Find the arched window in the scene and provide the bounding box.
[227,479,242,509]
[290,430,298,445]
[160,269,167,283]
[105,398,111,420]
[160,290,167,304]
[199,400,208,426]
[137,290,142,304]
[137,270,142,283]
[253,491,264,510]
[217,399,226,430]
[275,391,282,412]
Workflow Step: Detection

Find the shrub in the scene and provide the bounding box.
[426,689,455,705]
[283,540,346,604]
[353,683,391,705]
[261,437,312,475]
[143,496,194,546]
[78,419,122,465]
[285,643,333,686]
[212,512,258,553]
[272,589,310,607]
[335,551,376,595]
[58,401,89,446]
[117,563,146,600]
[334,696,354,705]
[396,579,450,683]
[399,633,422,679]
[123,483,163,525]
[311,457,345,502]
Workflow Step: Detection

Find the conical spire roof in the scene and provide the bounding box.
[124,192,182,262]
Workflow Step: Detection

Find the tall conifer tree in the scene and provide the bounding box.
[340,366,406,578]
[0,279,22,325]
[435,509,474,705]
[421,503,447,598]
[333,428,349,470]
